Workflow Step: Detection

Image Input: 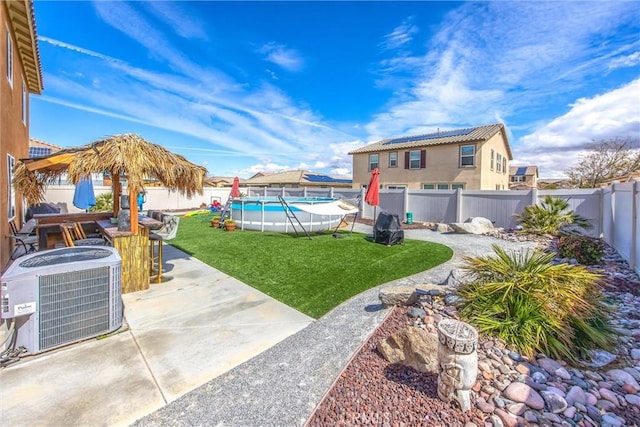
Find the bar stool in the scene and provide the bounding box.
[60,223,106,247]
[149,215,180,283]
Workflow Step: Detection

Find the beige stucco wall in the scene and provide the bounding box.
[478,133,510,190]
[352,133,510,191]
[1,4,30,271]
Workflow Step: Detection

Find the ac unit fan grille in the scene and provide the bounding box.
[20,248,114,268]
[39,266,112,351]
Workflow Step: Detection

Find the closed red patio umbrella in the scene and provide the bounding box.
[230,176,241,198]
[365,168,380,222]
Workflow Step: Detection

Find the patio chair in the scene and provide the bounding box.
[149,214,180,283]
[60,223,106,247]
[9,219,38,259]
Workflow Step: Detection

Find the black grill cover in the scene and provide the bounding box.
[373,211,404,246]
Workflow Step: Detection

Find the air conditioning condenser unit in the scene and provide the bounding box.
[1,247,123,355]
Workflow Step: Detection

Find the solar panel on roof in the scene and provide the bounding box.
[516,167,527,175]
[304,174,351,184]
[383,127,474,145]
[29,147,52,158]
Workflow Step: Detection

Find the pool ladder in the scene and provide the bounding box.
[277,195,312,239]
[217,198,233,228]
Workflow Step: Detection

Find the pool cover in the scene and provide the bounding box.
[373,211,404,246]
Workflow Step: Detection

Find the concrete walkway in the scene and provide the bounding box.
[0,245,313,427]
[135,226,537,427]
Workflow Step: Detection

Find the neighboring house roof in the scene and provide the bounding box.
[28,138,62,158]
[5,0,43,94]
[245,170,352,186]
[509,165,538,177]
[204,176,246,187]
[348,123,512,159]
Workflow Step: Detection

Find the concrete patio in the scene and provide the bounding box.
[0,244,313,426]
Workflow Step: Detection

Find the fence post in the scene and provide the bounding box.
[456,188,463,223]
[304,187,308,197]
[330,187,334,198]
[632,180,638,273]
[404,187,409,221]
[531,188,538,206]
[610,183,617,248]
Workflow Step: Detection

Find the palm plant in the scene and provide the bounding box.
[89,193,113,212]
[457,245,614,362]
[514,195,592,236]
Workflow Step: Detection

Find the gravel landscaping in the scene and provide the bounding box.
[308,233,640,427]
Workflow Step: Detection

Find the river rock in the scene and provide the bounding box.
[565,385,587,405]
[503,382,545,410]
[607,369,640,388]
[541,390,568,413]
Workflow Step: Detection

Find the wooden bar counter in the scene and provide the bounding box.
[96,216,162,294]
[35,212,112,249]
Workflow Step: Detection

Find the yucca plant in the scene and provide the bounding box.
[514,195,592,236]
[457,245,614,362]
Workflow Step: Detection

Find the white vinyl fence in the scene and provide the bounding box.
[42,182,639,275]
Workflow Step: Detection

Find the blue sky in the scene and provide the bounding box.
[31,1,640,179]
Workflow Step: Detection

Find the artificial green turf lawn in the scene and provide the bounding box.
[170,216,453,318]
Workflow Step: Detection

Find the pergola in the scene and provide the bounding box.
[14,133,207,233]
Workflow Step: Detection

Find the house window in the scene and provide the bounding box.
[496,154,502,172]
[511,176,525,183]
[409,150,421,169]
[459,145,475,167]
[22,79,26,124]
[496,184,501,190]
[387,185,406,189]
[389,152,398,168]
[451,183,465,190]
[422,184,435,190]
[437,184,449,190]
[369,153,379,171]
[490,149,494,170]
[6,27,13,87]
[503,157,507,174]
[7,155,15,220]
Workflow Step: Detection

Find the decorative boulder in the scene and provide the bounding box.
[377,326,439,373]
[449,217,495,235]
[379,286,419,307]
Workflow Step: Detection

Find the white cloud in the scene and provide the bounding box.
[258,42,304,72]
[380,17,418,51]
[514,79,640,178]
[142,2,208,40]
[609,51,640,70]
[367,1,639,143]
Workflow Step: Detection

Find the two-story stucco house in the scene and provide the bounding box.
[1,0,43,270]
[349,123,512,191]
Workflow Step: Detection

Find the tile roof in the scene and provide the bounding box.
[5,0,43,93]
[349,123,511,158]
[245,170,352,186]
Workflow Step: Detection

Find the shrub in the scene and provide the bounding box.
[89,193,113,212]
[557,234,604,265]
[514,195,592,236]
[457,245,614,362]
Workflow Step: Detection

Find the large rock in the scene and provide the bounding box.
[379,286,419,307]
[503,382,545,410]
[377,326,439,373]
[449,217,495,235]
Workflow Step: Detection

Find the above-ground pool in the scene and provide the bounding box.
[231,197,346,232]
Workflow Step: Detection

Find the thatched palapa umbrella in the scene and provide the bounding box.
[15,134,207,233]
